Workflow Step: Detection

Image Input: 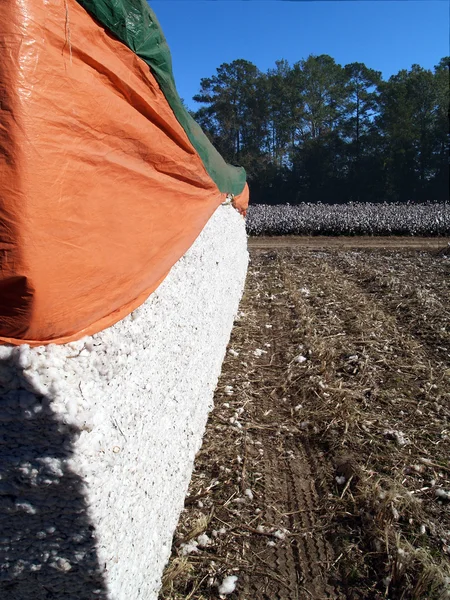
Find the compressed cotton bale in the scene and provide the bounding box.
[0,204,248,600]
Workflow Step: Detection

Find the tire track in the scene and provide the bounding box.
[238,255,341,600]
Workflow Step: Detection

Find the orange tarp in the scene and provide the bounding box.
[0,0,248,346]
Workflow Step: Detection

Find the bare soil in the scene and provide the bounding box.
[160,240,450,600]
[248,236,450,250]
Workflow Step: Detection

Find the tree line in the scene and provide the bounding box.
[190,55,449,204]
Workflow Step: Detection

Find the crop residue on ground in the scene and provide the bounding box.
[160,240,450,600]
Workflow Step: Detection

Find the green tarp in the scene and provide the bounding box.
[76,0,246,196]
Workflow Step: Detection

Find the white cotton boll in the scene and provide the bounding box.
[218,575,238,595]
[228,349,239,357]
[420,524,426,534]
[267,540,276,546]
[335,476,346,485]
[17,345,32,369]
[295,355,307,363]
[265,324,272,328]
[0,346,13,360]
[394,432,408,446]
[256,525,266,534]
[197,534,211,548]
[55,558,72,572]
[383,429,408,447]
[273,529,288,540]
[179,541,199,556]
[253,349,267,357]
[15,500,37,514]
[244,488,253,501]
[435,489,450,500]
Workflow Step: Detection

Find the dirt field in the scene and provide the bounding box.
[248,236,450,250]
[160,239,450,600]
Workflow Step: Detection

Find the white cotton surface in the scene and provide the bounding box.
[218,575,238,595]
[0,204,248,600]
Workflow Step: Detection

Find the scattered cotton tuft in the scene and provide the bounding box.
[197,534,212,548]
[179,541,199,556]
[218,575,238,595]
[273,529,288,540]
[435,489,450,501]
[253,349,267,357]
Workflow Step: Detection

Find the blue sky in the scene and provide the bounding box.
[151,1,449,109]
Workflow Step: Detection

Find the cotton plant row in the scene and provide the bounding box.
[246,202,450,236]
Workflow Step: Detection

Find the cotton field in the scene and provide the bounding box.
[246,202,450,236]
